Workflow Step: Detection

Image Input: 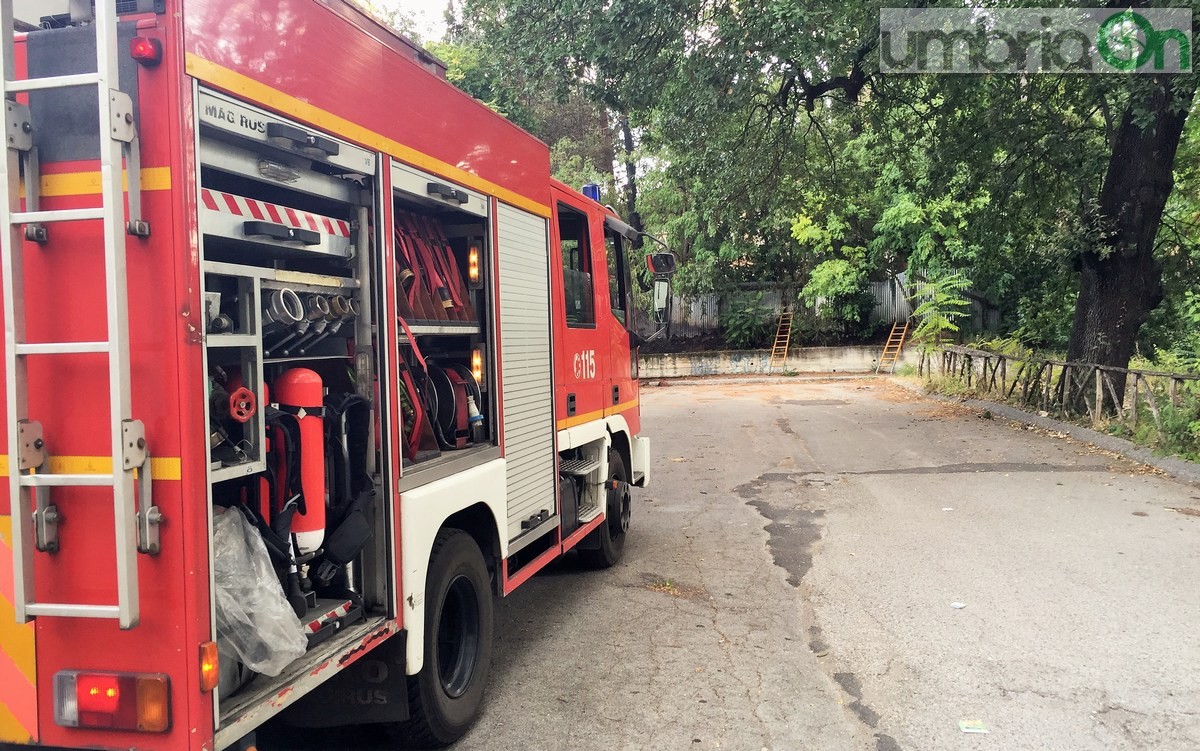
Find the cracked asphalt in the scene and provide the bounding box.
[271,378,1200,750]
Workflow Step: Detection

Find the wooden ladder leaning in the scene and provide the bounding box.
[768,311,793,372]
[876,320,910,374]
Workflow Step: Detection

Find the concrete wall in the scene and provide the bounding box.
[639,346,921,379]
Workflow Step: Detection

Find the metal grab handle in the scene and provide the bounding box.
[135,449,162,556]
[425,181,468,206]
[243,220,321,246]
[266,122,341,157]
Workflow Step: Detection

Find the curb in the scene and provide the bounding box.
[641,374,874,387]
[892,378,1200,487]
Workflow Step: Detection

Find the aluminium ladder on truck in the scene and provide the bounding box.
[0,0,158,630]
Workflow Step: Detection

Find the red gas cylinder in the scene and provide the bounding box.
[274,368,326,556]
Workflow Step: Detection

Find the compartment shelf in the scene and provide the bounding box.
[405,323,481,336]
[207,334,259,348]
[210,460,265,483]
[204,260,359,291]
[264,354,352,365]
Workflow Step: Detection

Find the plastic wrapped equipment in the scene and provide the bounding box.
[213,508,307,677]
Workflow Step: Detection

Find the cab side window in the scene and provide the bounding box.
[558,204,595,327]
[604,227,629,326]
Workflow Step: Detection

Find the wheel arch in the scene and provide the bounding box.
[399,461,506,675]
[442,502,502,594]
[607,425,632,481]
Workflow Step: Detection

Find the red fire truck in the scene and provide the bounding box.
[0,1,675,749]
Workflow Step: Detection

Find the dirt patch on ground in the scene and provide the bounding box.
[863,380,928,404]
[638,573,709,600]
[913,402,978,420]
[1167,506,1200,518]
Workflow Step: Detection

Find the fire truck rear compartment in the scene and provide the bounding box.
[391,186,496,476]
[198,90,398,738]
[198,87,498,740]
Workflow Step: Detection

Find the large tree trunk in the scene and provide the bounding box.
[618,116,645,247]
[1067,78,1196,385]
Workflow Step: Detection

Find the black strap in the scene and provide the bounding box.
[324,393,373,520]
[265,407,307,515]
[273,403,325,418]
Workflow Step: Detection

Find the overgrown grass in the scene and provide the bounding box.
[1105,403,1200,461]
[916,352,1200,463]
[914,373,980,399]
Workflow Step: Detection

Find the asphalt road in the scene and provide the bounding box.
[269,378,1200,750]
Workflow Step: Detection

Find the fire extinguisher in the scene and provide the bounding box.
[274,368,326,557]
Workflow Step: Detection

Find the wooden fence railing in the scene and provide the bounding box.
[925,345,1200,434]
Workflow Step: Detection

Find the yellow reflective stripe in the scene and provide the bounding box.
[0,456,182,480]
[557,409,603,431]
[151,457,183,480]
[0,595,35,682]
[185,53,552,220]
[0,701,34,745]
[556,398,639,431]
[19,167,172,198]
[0,516,36,744]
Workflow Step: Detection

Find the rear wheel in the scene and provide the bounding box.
[579,451,630,568]
[390,529,493,748]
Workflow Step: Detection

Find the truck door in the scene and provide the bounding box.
[551,197,608,425]
[602,221,640,435]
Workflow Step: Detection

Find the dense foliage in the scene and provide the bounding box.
[376,0,1200,371]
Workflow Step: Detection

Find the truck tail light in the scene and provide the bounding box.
[54,671,171,733]
[130,36,163,66]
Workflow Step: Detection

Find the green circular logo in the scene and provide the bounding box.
[1098,10,1157,71]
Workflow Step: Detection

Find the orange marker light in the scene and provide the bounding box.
[200,641,219,693]
[471,348,484,388]
[135,675,170,733]
[467,245,481,287]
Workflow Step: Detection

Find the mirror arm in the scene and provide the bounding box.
[637,231,671,254]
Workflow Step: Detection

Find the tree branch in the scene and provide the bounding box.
[793,37,878,112]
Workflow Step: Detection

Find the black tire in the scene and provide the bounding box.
[579,451,630,568]
[390,529,493,748]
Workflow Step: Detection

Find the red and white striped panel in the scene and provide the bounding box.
[201,188,351,238]
[305,600,354,633]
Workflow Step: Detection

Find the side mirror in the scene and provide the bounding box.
[647,252,677,276]
[638,244,676,342]
[653,279,670,323]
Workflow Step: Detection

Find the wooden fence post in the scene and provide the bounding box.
[1142,375,1164,436]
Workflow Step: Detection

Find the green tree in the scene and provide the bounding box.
[449,0,1200,368]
